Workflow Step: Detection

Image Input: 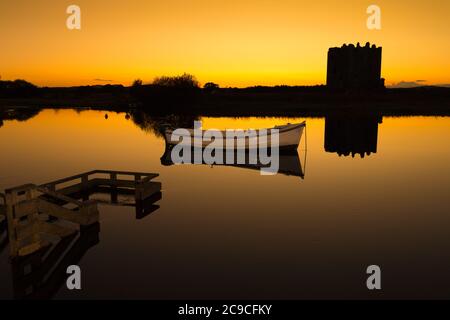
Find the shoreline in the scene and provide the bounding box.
[1,86,450,117]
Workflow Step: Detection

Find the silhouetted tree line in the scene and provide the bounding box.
[40,84,127,98]
[2,76,450,116]
[0,79,126,99]
[0,80,39,98]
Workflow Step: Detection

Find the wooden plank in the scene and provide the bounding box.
[12,199,39,219]
[18,239,51,257]
[140,174,159,183]
[91,178,137,188]
[10,221,77,258]
[136,182,162,200]
[39,171,96,188]
[39,222,77,238]
[13,222,35,241]
[38,199,99,226]
[93,170,158,178]
[5,184,36,195]
[36,187,84,206]
[52,183,84,196]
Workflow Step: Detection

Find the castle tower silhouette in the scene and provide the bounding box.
[327,43,384,90]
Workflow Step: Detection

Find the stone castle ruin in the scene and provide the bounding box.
[327,43,384,90]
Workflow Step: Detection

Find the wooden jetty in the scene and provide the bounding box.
[40,169,161,203]
[3,170,161,258]
[4,184,98,257]
[39,169,162,219]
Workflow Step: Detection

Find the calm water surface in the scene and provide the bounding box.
[0,109,450,299]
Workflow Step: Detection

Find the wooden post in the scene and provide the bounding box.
[5,185,42,257]
[0,193,5,222]
[134,174,142,201]
[81,174,89,200]
[110,173,118,203]
[81,174,89,189]
[5,189,18,256]
[26,187,41,246]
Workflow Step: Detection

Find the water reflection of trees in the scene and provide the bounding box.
[129,110,199,138]
[0,108,42,128]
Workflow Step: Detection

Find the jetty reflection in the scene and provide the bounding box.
[324,114,382,158]
[11,222,100,300]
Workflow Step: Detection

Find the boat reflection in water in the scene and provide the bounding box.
[160,122,307,179]
[324,113,382,158]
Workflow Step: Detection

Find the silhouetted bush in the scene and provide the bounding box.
[131,73,201,113]
[203,82,219,93]
[0,79,39,98]
[152,73,199,89]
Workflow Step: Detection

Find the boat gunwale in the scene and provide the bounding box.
[165,121,306,137]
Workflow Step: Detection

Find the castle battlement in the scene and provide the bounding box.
[327,42,384,90]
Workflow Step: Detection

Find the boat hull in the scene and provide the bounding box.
[164,122,305,150]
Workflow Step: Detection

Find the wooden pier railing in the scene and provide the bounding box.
[3,170,161,257]
[4,184,99,257]
[40,169,161,202]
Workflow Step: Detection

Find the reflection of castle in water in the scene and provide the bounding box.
[0,170,162,299]
[324,114,382,158]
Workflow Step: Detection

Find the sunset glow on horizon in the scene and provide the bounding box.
[1,0,449,87]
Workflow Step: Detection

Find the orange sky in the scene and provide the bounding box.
[0,0,449,87]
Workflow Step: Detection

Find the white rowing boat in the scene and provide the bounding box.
[164,121,306,150]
